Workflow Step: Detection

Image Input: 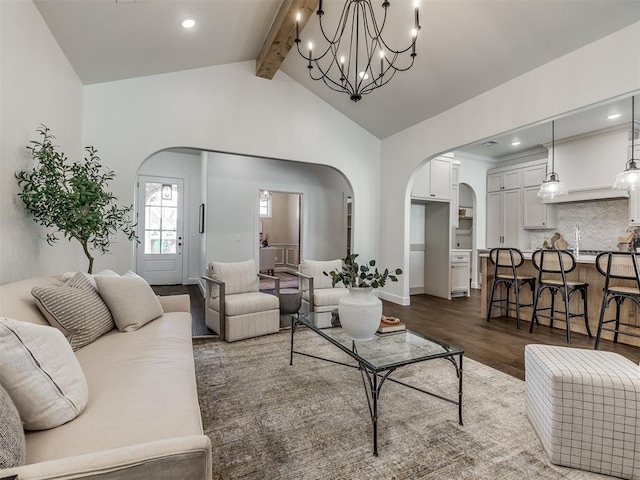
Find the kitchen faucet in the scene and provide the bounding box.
[574,225,581,258]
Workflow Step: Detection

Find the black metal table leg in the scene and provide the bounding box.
[372,372,379,456]
[458,354,464,426]
[290,314,296,366]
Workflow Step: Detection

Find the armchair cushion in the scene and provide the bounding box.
[209,260,258,295]
[303,287,349,308]
[299,259,344,290]
[223,292,279,316]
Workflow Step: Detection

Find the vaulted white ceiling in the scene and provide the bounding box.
[35,0,640,147]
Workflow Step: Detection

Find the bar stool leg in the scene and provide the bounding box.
[549,289,556,330]
[530,284,542,333]
[564,290,571,344]
[614,298,622,343]
[594,293,609,350]
[581,287,592,338]
[514,280,521,330]
[487,279,499,322]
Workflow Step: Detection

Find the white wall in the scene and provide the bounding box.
[137,150,202,284]
[206,152,351,267]
[83,61,380,275]
[0,1,84,283]
[379,22,640,305]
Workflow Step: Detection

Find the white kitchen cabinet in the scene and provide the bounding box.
[630,190,640,226]
[487,189,521,248]
[487,169,522,193]
[523,163,548,187]
[628,144,640,226]
[451,250,470,297]
[411,156,451,201]
[523,186,557,229]
[451,184,459,229]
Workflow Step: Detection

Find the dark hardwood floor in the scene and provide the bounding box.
[153,285,640,380]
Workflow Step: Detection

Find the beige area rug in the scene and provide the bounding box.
[193,331,611,480]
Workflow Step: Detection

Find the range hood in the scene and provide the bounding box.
[541,186,629,204]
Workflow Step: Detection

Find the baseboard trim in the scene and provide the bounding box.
[377,290,410,306]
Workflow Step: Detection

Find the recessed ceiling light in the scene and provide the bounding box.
[181,17,196,29]
[607,113,621,120]
[511,141,521,146]
[481,140,500,146]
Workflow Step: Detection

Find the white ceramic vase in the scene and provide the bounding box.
[338,287,382,341]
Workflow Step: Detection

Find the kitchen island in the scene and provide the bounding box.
[480,250,640,347]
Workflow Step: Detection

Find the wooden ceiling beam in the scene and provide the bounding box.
[255,0,318,80]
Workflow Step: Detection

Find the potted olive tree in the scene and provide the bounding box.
[15,125,137,273]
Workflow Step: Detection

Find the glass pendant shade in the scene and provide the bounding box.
[612,96,639,190]
[538,120,568,199]
[537,172,569,199]
[613,159,640,190]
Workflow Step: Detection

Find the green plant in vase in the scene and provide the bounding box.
[323,253,403,288]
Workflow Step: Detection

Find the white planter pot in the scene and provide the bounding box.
[338,287,382,341]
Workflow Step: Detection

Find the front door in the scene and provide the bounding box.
[136,176,184,285]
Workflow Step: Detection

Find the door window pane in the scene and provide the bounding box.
[143,182,179,254]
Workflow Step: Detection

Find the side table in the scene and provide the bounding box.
[279,288,302,328]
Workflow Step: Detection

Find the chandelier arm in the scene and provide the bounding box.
[318,0,353,45]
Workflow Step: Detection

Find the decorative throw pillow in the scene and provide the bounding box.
[0,317,89,430]
[32,271,115,350]
[95,271,164,332]
[0,382,25,468]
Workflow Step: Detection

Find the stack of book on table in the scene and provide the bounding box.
[376,315,406,336]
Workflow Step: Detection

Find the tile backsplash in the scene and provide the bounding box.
[529,199,629,251]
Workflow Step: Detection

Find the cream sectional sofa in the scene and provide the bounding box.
[0,275,212,480]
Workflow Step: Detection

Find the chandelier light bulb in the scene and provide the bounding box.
[308,42,313,51]
[411,28,418,38]
[379,50,385,59]
[296,12,301,22]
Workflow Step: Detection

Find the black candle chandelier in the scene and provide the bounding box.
[295,0,420,102]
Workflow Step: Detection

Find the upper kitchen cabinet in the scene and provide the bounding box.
[627,143,640,226]
[487,189,521,247]
[487,169,522,192]
[523,161,557,229]
[412,155,452,201]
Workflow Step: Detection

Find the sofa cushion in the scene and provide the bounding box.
[0,276,61,326]
[95,271,163,332]
[222,292,279,316]
[0,317,88,430]
[32,272,115,351]
[300,259,344,290]
[208,260,258,295]
[0,382,25,468]
[22,312,203,464]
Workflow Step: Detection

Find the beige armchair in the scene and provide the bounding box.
[295,259,349,313]
[203,259,280,342]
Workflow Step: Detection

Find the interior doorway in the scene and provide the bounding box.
[258,191,302,274]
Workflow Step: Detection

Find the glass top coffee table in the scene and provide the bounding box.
[290,311,464,456]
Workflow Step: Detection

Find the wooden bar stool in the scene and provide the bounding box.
[486,248,536,329]
[594,251,640,349]
[529,249,591,343]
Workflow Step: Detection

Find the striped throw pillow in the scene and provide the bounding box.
[32,272,115,350]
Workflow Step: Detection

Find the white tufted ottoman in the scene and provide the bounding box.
[525,344,640,479]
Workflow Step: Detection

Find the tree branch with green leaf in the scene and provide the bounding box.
[324,253,403,288]
[15,125,138,273]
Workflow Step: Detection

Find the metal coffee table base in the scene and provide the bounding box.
[290,317,464,456]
